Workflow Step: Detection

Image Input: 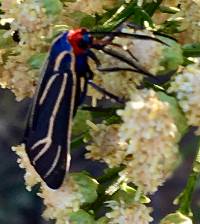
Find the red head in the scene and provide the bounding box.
[68,28,93,55]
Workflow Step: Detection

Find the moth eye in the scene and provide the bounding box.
[78,34,92,49]
[78,39,88,49]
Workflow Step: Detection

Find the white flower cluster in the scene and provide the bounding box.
[39,177,84,223]
[168,61,200,135]
[12,144,41,191]
[86,123,128,167]
[86,89,180,194]
[118,89,180,194]
[0,49,38,101]
[106,200,153,224]
[1,0,56,49]
[177,0,200,43]
[0,0,57,100]
[113,32,164,74]
[65,0,120,15]
[12,144,98,224]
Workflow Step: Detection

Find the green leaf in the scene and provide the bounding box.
[60,0,76,2]
[159,6,180,14]
[158,19,183,34]
[112,183,150,204]
[81,106,121,123]
[0,30,16,49]
[143,0,162,16]
[72,173,98,204]
[98,167,123,183]
[193,145,200,173]
[72,110,92,136]
[27,53,47,70]
[94,7,117,25]
[193,161,200,173]
[130,6,153,27]
[42,0,63,16]
[158,36,184,73]
[160,212,193,224]
[157,92,188,138]
[70,11,91,25]
[71,134,85,149]
[96,217,109,224]
[69,210,95,224]
[93,1,138,32]
[80,15,96,29]
[182,43,200,58]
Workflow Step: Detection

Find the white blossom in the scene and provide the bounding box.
[106,200,153,224]
[117,89,180,194]
[168,61,200,135]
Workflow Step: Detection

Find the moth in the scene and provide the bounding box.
[24,27,165,189]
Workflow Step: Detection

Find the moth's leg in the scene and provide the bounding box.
[108,42,139,61]
[99,47,159,81]
[89,47,143,73]
[125,22,176,42]
[97,66,139,73]
[88,80,125,104]
[88,49,159,86]
[87,49,139,73]
[88,50,171,86]
[78,77,89,105]
[97,63,176,85]
[88,49,172,86]
[78,67,96,105]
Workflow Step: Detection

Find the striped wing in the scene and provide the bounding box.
[24,50,77,189]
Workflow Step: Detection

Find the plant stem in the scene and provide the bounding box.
[182,43,200,58]
[177,173,197,216]
[176,144,200,216]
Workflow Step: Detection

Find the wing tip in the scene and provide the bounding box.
[43,168,66,189]
[45,180,63,189]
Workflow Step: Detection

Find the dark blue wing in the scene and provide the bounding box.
[24,32,79,189]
